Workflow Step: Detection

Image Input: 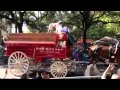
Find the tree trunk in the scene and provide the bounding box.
[82,11,91,52]
[17,12,25,33]
[15,24,17,33]
[18,23,23,33]
[83,29,87,51]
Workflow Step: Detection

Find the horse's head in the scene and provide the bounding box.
[87,45,99,61]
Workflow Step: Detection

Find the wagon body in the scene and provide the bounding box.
[4,33,71,62]
[4,33,73,77]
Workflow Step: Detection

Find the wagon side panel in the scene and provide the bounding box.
[5,43,35,58]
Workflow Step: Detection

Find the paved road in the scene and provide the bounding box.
[0,64,20,79]
[0,60,117,79]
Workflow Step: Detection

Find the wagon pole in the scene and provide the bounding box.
[50,76,101,79]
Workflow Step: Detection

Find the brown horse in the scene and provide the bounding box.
[88,41,120,63]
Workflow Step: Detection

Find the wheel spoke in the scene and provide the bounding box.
[21,62,29,67]
[10,63,17,67]
[18,52,21,60]
[20,66,26,73]
[8,51,29,76]
[19,54,23,61]
[14,53,18,60]
[20,64,28,70]
[20,56,27,61]
[53,72,57,76]
[50,61,67,78]
[10,65,16,69]
[9,59,16,63]
[22,59,28,63]
[11,55,17,61]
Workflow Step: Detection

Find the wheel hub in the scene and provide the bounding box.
[50,61,68,78]
[57,67,62,73]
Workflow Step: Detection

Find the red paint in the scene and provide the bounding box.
[5,33,71,63]
[77,38,93,44]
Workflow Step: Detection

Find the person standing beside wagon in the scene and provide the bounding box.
[0,37,5,59]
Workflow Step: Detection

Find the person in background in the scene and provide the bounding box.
[71,44,83,61]
[0,37,5,59]
[71,44,77,60]
[77,44,84,61]
[21,71,50,79]
[61,23,70,34]
[21,73,29,79]
[61,22,76,45]
[72,35,78,42]
[35,71,50,79]
[74,44,80,61]
[101,64,120,79]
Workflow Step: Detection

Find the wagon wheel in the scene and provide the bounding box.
[50,61,68,78]
[8,51,29,77]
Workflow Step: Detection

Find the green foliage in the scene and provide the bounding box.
[88,23,120,40]
[1,11,120,43]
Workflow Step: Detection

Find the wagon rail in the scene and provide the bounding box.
[50,76,101,79]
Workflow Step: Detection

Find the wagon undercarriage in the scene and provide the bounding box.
[7,49,87,78]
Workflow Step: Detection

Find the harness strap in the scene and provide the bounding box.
[94,45,99,54]
[109,46,113,57]
[114,42,119,54]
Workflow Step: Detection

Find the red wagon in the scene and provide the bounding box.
[4,33,73,77]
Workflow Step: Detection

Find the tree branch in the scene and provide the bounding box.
[8,11,15,21]
[90,11,96,21]
[0,14,14,22]
[92,11,106,20]
[39,11,48,21]
[92,20,120,25]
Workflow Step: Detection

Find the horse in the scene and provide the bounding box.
[88,40,120,64]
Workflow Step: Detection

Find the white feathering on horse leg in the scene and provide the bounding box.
[93,64,101,75]
[84,64,93,76]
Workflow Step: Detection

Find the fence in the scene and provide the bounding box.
[50,76,101,79]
